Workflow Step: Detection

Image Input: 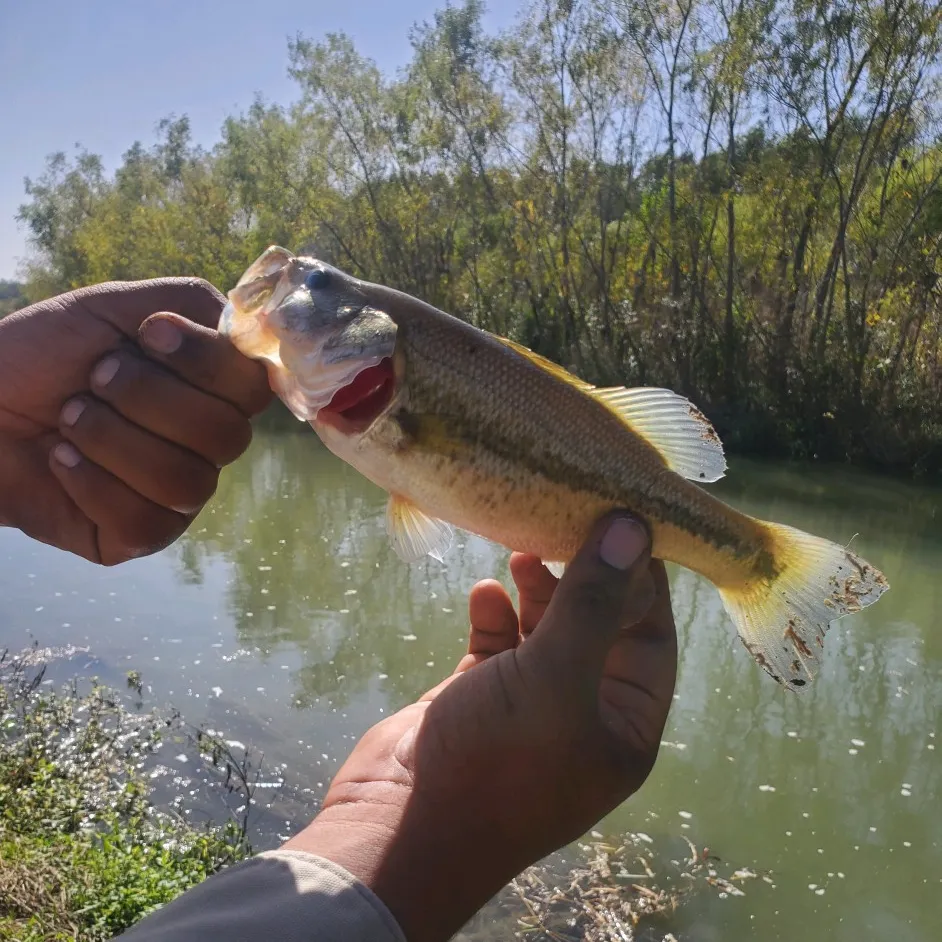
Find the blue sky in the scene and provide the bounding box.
[0,0,518,281]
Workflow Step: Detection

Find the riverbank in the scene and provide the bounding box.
[1,645,764,942]
[0,646,252,941]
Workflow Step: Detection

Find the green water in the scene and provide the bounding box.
[1,423,939,939]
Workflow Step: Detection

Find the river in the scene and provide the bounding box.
[1,420,939,940]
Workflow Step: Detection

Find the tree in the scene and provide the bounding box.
[13,0,942,472]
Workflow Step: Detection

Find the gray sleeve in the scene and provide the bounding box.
[117,849,407,942]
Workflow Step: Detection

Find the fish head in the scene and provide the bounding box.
[220,246,400,433]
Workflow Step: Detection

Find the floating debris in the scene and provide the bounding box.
[504,833,769,942]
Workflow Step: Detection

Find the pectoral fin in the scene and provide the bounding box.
[385,495,454,563]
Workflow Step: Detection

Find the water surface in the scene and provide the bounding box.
[1,422,939,939]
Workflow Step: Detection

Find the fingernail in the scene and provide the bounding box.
[599,516,647,570]
[53,443,81,468]
[93,357,120,387]
[142,318,182,354]
[60,399,86,427]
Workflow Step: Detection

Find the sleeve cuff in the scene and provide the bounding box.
[117,848,406,942]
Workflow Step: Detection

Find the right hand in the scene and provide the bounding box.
[285,513,679,942]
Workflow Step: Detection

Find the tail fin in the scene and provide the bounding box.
[718,522,889,690]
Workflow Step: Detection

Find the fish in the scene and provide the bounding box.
[219,245,889,691]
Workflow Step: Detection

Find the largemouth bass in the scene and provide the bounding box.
[220,246,889,691]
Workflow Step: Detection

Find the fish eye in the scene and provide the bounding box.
[305,269,330,291]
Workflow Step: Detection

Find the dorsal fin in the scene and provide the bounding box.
[491,335,594,390]
[590,386,727,482]
[492,335,726,483]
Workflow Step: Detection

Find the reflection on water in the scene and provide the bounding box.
[0,422,939,939]
[176,430,507,713]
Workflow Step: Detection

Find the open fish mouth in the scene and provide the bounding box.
[316,358,397,433]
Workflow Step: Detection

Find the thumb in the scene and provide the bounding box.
[521,512,655,696]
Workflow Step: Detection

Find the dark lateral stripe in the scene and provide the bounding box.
[395,392,769,570]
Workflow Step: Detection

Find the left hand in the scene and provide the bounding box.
[285,513,678,942]
[0,278,272,564]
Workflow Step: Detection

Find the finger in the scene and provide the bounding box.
[510,553,558,638]
[467,579,519,658]
[139,313,272,417]
[599,560,678,749]
[634,559,675,643]
[88,346,253,467]
[519,513,655,697]
[74,277,226,334]
[49,442,190,565]
[59,396,218,514]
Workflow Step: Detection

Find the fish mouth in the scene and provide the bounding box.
[316,358,396,434]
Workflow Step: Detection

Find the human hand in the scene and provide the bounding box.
[285,513,678,942]
[0,278,272,564]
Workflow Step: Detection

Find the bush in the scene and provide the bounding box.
[0,648,251,942]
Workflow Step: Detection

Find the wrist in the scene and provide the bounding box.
[284,797,522,942]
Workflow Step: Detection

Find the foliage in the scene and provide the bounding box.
[0,281,25,318]
[0,647,252,942]
[14,0,942,473]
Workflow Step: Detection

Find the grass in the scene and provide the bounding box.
[0,647,252,942]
